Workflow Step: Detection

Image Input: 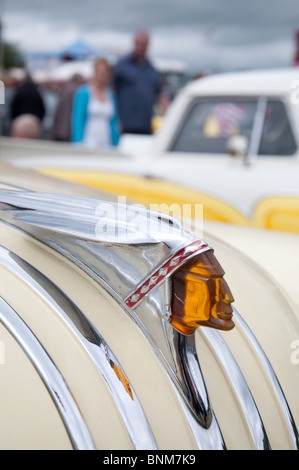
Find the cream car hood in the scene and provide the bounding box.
[0,162,298,450]
[204,221,299,314]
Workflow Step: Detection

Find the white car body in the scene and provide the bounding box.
[148,68,299,217]
[1,68,299,232]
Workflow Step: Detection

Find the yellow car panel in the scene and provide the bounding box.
[255,196,299,234]
[37,168,299,234]
[37,168,250,225]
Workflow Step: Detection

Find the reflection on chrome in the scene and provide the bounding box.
[233,308,299,450]
[173,332,212,427]
[202,327,271,450]
[0,296,95,450]
[133,286,226,449]
[0,189,208,302]
[0,246,157,450]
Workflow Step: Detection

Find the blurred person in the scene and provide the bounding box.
[10,74,45,123]
[193,70,208,80]
[293,31,299,66]
[51,73,83,142]
[113,30,161,135]
[294,49,299,67]
[11,114,41,140]
[71,58,120,148]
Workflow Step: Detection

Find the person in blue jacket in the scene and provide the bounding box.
[113,30,161,135]
[71,58,120,147]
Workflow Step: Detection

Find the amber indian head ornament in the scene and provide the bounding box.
[170,249,235,335]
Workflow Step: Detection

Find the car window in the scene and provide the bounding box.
[258,100,297,156]
[170,98,258,154]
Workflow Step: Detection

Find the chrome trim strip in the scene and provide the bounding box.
[0,183,25,191]
[0,189,206,305]
[173,331,212,427]
[170,329,226,449]
[0,296,95,450]
[131,292,226,449]
[0,246,157,450]
[233,308,299,449]
[201,327,271,450]
[172,388,226,450]
[0,189,192,245]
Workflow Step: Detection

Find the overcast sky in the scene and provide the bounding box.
[2,0,299,72]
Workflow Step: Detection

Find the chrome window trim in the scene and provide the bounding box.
[282,95,299,152]
[0,246,157,450]
[247,96,268,162]
[0,296,95,450]
[250,97,298,159]
[233,308,299,449]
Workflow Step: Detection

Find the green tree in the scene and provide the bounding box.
[0,20,24,70]
[3,41,24,69]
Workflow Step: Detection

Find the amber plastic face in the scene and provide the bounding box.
[171,250,235,335]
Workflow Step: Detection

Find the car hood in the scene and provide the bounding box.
[204,220,299,314]
[0,162,298,450]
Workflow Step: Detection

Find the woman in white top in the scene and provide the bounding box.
[72,58,120,147]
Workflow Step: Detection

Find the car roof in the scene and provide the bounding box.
[185,67,299,97]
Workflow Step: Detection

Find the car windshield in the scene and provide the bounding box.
[170,97,297,157]
[171,98,258,154]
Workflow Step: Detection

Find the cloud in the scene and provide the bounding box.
[2,0,299,71]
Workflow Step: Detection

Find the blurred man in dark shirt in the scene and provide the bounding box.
[10,75,45,123]
[113,30,161,135]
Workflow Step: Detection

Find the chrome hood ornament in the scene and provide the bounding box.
[0,189,234,446]
[0,190,210,307]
